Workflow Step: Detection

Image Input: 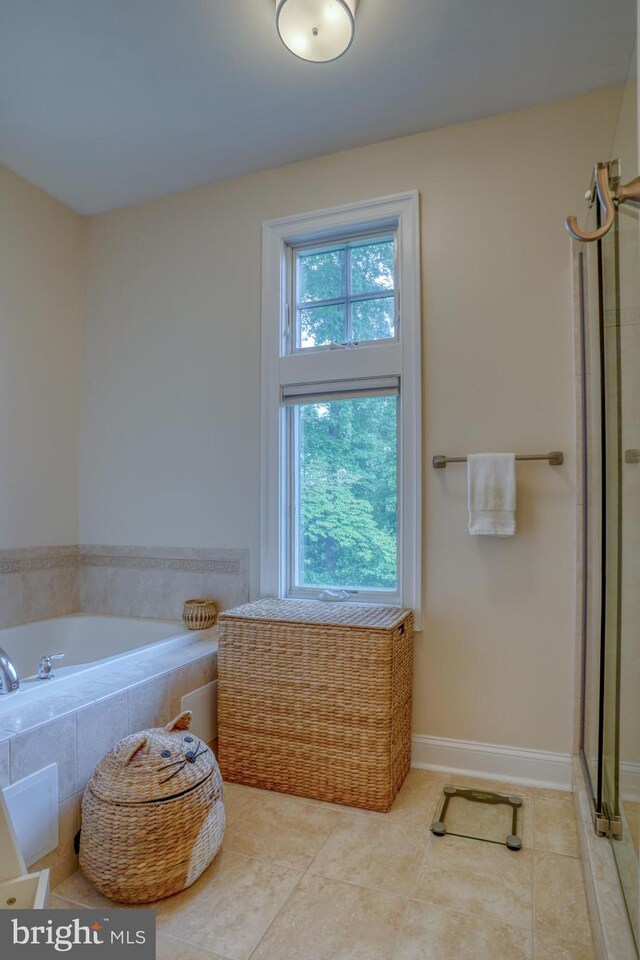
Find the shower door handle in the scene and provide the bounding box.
[565,165,615,242]
[565,163,640,242]
[617,176,640,205]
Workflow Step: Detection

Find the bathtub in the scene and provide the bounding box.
[0,615,216,704]
[0,614,218,893]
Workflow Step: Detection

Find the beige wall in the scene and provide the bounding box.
[0,165,84,548]
[79,87,620,754]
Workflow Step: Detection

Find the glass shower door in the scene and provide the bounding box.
[577,48,639,955]
[600,174,640,950]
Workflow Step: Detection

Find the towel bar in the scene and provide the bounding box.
[432,452,564,469]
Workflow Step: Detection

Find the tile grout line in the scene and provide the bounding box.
[386,808,437,959]
[156,930,234,960]
[241,800,431,960]
[226,784,544,921]
[409,809,436,899]
[532,799,596,952]
[408,836,537,936]
[302,817,347,877]
[244,865,311,960]
[244,806,362,957]
[73,711,79,798]
[49,893,92,910]
[390,898,414,960]
[55,781,586,956]
[0,648,215,740]
[401,894,538,931]
[531,797,537,957]
[402,789,536,937]
[73,710,78,793]
[52,893,233,959]
[229,834,538,936]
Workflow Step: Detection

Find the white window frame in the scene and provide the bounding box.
[260,192,422,625]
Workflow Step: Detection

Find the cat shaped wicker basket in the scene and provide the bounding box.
[79,711,225,903]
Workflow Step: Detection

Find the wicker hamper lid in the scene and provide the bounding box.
[87,711,217,804]
[218,598,410,630]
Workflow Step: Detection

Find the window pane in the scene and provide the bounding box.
[298,304,346,348]
[298,249,344,304]
[352,296,395,341]
[294,394,398,592]
[350,240,394,295]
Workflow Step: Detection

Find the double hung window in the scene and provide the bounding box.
[261,193,421,619]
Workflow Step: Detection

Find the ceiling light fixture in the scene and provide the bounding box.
[275,0,358,63]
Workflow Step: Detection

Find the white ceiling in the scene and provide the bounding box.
[0,0,635,214]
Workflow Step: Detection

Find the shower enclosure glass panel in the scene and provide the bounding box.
[600,207,640,950]
[602,61,639,950]
[580,202,604,811]
[579,54,640,950]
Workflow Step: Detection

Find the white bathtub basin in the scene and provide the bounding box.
[0,615,216,707]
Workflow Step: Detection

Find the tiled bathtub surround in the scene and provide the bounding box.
[0,632,218,888]
[0,544,249,629]
[0,546,79,629]
[0,543,243,886]
[79,545,249,620]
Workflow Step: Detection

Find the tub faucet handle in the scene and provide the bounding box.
[37,653,64,680]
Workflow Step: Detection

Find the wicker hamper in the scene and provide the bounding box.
[80,711,225,904]
[217,599,414,812]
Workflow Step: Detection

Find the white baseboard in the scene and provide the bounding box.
[620,760,640,804]
[411,734,572,791]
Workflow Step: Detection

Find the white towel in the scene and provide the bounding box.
[467,453,516,536]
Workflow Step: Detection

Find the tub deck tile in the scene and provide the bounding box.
[0,635,217,737]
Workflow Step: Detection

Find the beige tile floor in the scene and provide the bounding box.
[622,798,639,857]
[52,769,595,960]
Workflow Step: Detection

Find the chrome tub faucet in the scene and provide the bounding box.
[0,646,19,694]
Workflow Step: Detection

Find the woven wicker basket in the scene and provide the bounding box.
[218,599,413,812]
[80,711,225,904]
[183,598,217,630]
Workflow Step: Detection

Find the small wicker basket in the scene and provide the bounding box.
[80,711,225,903]
[183,598,217,630]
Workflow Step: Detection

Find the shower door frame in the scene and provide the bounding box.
[577,178,639,957]
[578,197,625,840]
[577,200,608,825]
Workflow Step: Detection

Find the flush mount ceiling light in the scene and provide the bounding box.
[275,0,358,63]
